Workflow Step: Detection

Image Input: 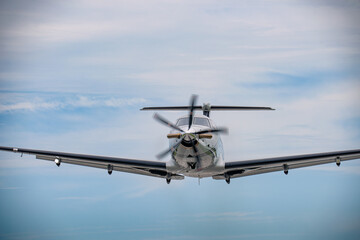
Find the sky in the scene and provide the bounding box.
[0,0,360,239]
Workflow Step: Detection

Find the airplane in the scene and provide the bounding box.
[0,95,359,184]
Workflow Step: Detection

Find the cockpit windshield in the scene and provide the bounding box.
[176,118,189,126]
[194,118,210,127]
[176,117,210,127]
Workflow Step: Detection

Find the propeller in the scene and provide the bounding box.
[153,95,228,160]
[156,138,184,159]
[153,112,184,159]
[193,127,228,135]
[155,127,227,160]
[188,94,198,130]
[191,141,200,169]
[153,113,184,133]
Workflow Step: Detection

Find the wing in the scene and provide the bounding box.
[213,149,360,181]
[0,146,184,180]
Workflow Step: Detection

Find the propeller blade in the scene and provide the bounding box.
[153,113,184,132]
[194,127,228,135]
[188,94,198,130]
[191,141,201,169]
[156,138,183,159]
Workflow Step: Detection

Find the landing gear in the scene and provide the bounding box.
[189,162,196,169]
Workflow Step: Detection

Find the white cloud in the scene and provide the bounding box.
[0,96,147,112]
[1,0,358,53]
[216,79,360,160]
[128,70,229,90]
[0,101,62,112]
[104,97,146,107]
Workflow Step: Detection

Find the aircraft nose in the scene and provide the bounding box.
[183,133,193,141]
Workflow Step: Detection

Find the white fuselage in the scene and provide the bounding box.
[165,115,225,178]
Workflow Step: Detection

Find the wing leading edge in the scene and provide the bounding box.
[0,146,184,180]
[214,149,360,181]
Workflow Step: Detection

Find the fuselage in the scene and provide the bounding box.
[165,115,225,178]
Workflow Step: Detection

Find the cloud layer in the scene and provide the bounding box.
[0,95,146,112]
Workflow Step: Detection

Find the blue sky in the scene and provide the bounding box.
[0,0,360,239]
